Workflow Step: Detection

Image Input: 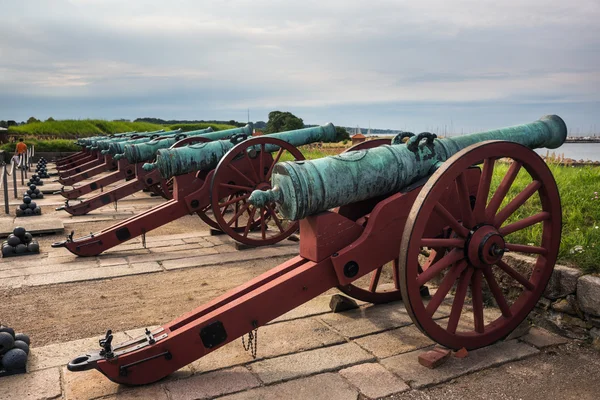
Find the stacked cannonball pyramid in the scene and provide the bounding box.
[28,173,44,187]
[2,227,40,257]
[36,158,49,179]
[16,188,42,217]
[0,325,30,376]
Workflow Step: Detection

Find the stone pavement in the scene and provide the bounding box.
[0,293,570,400]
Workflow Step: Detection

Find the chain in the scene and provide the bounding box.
[241,320,259,359]
[141,229,146,249]
[113,198,118,211]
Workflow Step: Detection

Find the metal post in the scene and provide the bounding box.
[24,152,28,179]
[12,160,17,199]
[20,155,25,185]
[3,166,9,214]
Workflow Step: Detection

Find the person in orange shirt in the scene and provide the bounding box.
[15,138,27,156]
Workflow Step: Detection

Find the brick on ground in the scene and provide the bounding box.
[219,372,359,400]
[249,342,375,384]
[0,367,62,400]
[339,362,409,398]
[166,366,260,400]
[381,340,539,389]
[191,317,345,374]
[519,326,569,349]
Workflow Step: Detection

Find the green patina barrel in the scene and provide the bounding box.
[122,124,253,163]
[144,123,337,179]
[104,129,186,155]
[90,130,166,150]
[249,115,567,221]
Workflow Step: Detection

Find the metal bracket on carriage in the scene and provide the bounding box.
[406,132,437,152]
[51,230,75,248]
[229,133,249,145]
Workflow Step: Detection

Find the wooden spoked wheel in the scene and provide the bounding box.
[399,141,561,350]
[210,137,304,246]
[337,138,410,304]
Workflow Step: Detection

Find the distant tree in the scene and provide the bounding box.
[335,126,350,142]
[254,121,267,129]
[46,117,55,122]
[0,121,6,128]
[27,116,40,124]
[7,120,17,127]
[265,111,304,134]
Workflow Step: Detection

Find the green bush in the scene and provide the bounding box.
[0,139,79,152]
[8,120,166,138]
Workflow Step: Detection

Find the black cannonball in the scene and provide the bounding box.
[14,333,30,345]
[29,202,37,210]
[38,193,44,199]
[29,184,36,191]
[0,332,14,355]
[33,207,42,215]
[30,193,37,199]
[13,340,29,355]
[1,244,13,256]
[23,232,33,244]
[7,236,21,247]
[26,189,33,196]
[0,326,15,338]
[32,174,38,179]
[27,241,40,252]
[34,188,40,195]
[15,244,27,254]
[24,208,32,216]
[23,196,31,204]
[19,203,28,210]
[15,208,24,217]
[13,226,26,237]
[1,348,28,370]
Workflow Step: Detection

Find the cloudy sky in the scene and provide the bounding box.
[1,0,599,133]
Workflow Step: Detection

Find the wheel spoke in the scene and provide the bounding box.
[425,260,468,316]
[434,203,470,238]
[471,270,485,333]
[260,207,266,239]
[494,180,542,227]
[219,193,250,208]
[447,267,474,334]
[266,204,285,233]
[244,151,260,183]
[499,211,550,236]
[483,268,512,318]
[369,267,383,292]
[392,259,400,289]
[505,243,547,255]
[456,173,476,228]
[495,260,535,291]
[474,158,495,222]
[227,202,251,227]
[265,148,285,180]
[227,163,256,186]
[243,206,257,237]
[485,161,522,221]
[220,182,253,192]
[416,249,464,286]
[420,238,464,249]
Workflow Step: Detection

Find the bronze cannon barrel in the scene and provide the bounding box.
[249,115,567,220]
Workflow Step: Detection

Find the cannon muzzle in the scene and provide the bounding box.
[145,123,338,179]
[106,129,185,156]
[250,115,567,220]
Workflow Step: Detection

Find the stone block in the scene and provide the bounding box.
[339,362,409,398]
[354,325,434,359]
[166,366,260,400]
[381,340,538,389]
[249,342,374,384]
[102,386,169,400]
[0,367,62,400]
[520,327,569,349]
[329,294,359,313]
[544,265,582,300]
[418,347,451,369]
[577,275,600,316]
[220,372,358,400]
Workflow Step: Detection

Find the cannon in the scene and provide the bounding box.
[67,115,566,385]
[57,130,174,184]
[57,125,253,215]
[52,123,338,256]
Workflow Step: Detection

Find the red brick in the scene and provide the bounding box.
[418,347,451,369]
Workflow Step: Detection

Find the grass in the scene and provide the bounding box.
[0,139,79,152]
[291,146,600,273]
[9,120,167,137]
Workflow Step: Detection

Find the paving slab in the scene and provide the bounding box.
[220,372,359,400]
[519,326,569,349]
[249,342,375,384]
[0,217,64,237]
[354,324,435,359]
[101,386,169,400]
[0,366,62,400]
[339,362,410,398]
[381,340,539,389]
[191,317,345,373]
[39,182,63,194]
[272,293,365,323]
[318,301,414,339]
[166,366,260,400]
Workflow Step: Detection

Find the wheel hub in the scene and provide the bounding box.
[466,225,505,268]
